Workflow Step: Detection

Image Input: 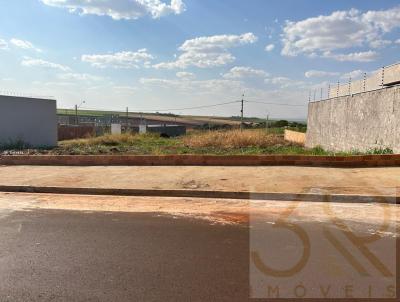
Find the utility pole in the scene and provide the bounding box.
[266,114,269,133]
[75,101,86,126]
[240,94,244,131]
[126,107,129,127]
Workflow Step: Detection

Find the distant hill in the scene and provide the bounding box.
[57,109,242,127]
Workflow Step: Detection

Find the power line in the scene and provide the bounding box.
[149,100,241,112]
[244,100,307,107]
[68,98,307,115]
[80,100,241,113]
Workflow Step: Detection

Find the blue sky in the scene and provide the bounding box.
[0,0,399,119]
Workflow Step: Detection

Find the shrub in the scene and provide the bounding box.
[0,138,30,150]
[366,147,393,155]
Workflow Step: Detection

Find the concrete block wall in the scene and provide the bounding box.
[306,86,400,153]
[0,95,57,147]
[284,130,306,145]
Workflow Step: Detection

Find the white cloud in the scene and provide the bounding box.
[222,66,268,79]
[265,44,275,52]
[265,76,306,89]
[362,6,400,32]
[340,69,364,80]
[179,33,257,51]
[113,85,137,94]
[305,70,340,78]
[21,57,71,71]
[10,38,42,52]
[176,71,195,80]
[140,77,243,94]
[41,81,76,87]
[0,39,8,50]
[154,33,258,69]
[281,6,400,61]
[82,49,154,69]
[40,0,185,20]
[57,73,103,81]
[265,77,289,85]
[395,39,400,44]
[323,50,378,62]
[369,39,392,49]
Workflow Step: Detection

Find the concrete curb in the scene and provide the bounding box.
[1,154,400,167]
[0,185,397,204]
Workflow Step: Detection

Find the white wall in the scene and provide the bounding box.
[306,86,400,153]
[0,95,57,147]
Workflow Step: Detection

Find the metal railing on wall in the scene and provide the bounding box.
[309,61,400,103]
[0,90,54,100]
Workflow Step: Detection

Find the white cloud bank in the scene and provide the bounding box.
[282,6,400,61]
[82,49,154,68]
[223,66,268,79]
[40,0,185,20]
[0,38,41,52]
[57,73,103,81]
[140,77,243,95]
[0,39,8,50]
[10,38,42,52]
[154,33,258,69]
[323,50,378,62]
[21,57,71,71]
[176,71,196,80]
[305,70,340,78]
[341,69,364,80]
[265,76,306,89]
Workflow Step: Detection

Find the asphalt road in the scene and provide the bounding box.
[0,194,397,301]
[0,208,249,302]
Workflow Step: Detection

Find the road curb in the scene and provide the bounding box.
[1,154,400,167]
[0,185,397,204]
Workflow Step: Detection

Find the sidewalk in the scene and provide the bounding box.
[0,165,398,196]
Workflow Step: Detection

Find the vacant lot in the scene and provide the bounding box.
[49,129,319,155]
[1,129,393,156]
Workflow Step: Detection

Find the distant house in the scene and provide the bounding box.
[0,95,57,148]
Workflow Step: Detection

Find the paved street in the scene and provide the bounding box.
[0,193,397,301]
[0,209,249,301]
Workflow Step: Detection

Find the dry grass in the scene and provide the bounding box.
[52,130,320,156]
[182,129,289,149]
[60,133,150,147]
[56,133,181,155]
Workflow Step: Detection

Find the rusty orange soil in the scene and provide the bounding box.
[0,193,398,237]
